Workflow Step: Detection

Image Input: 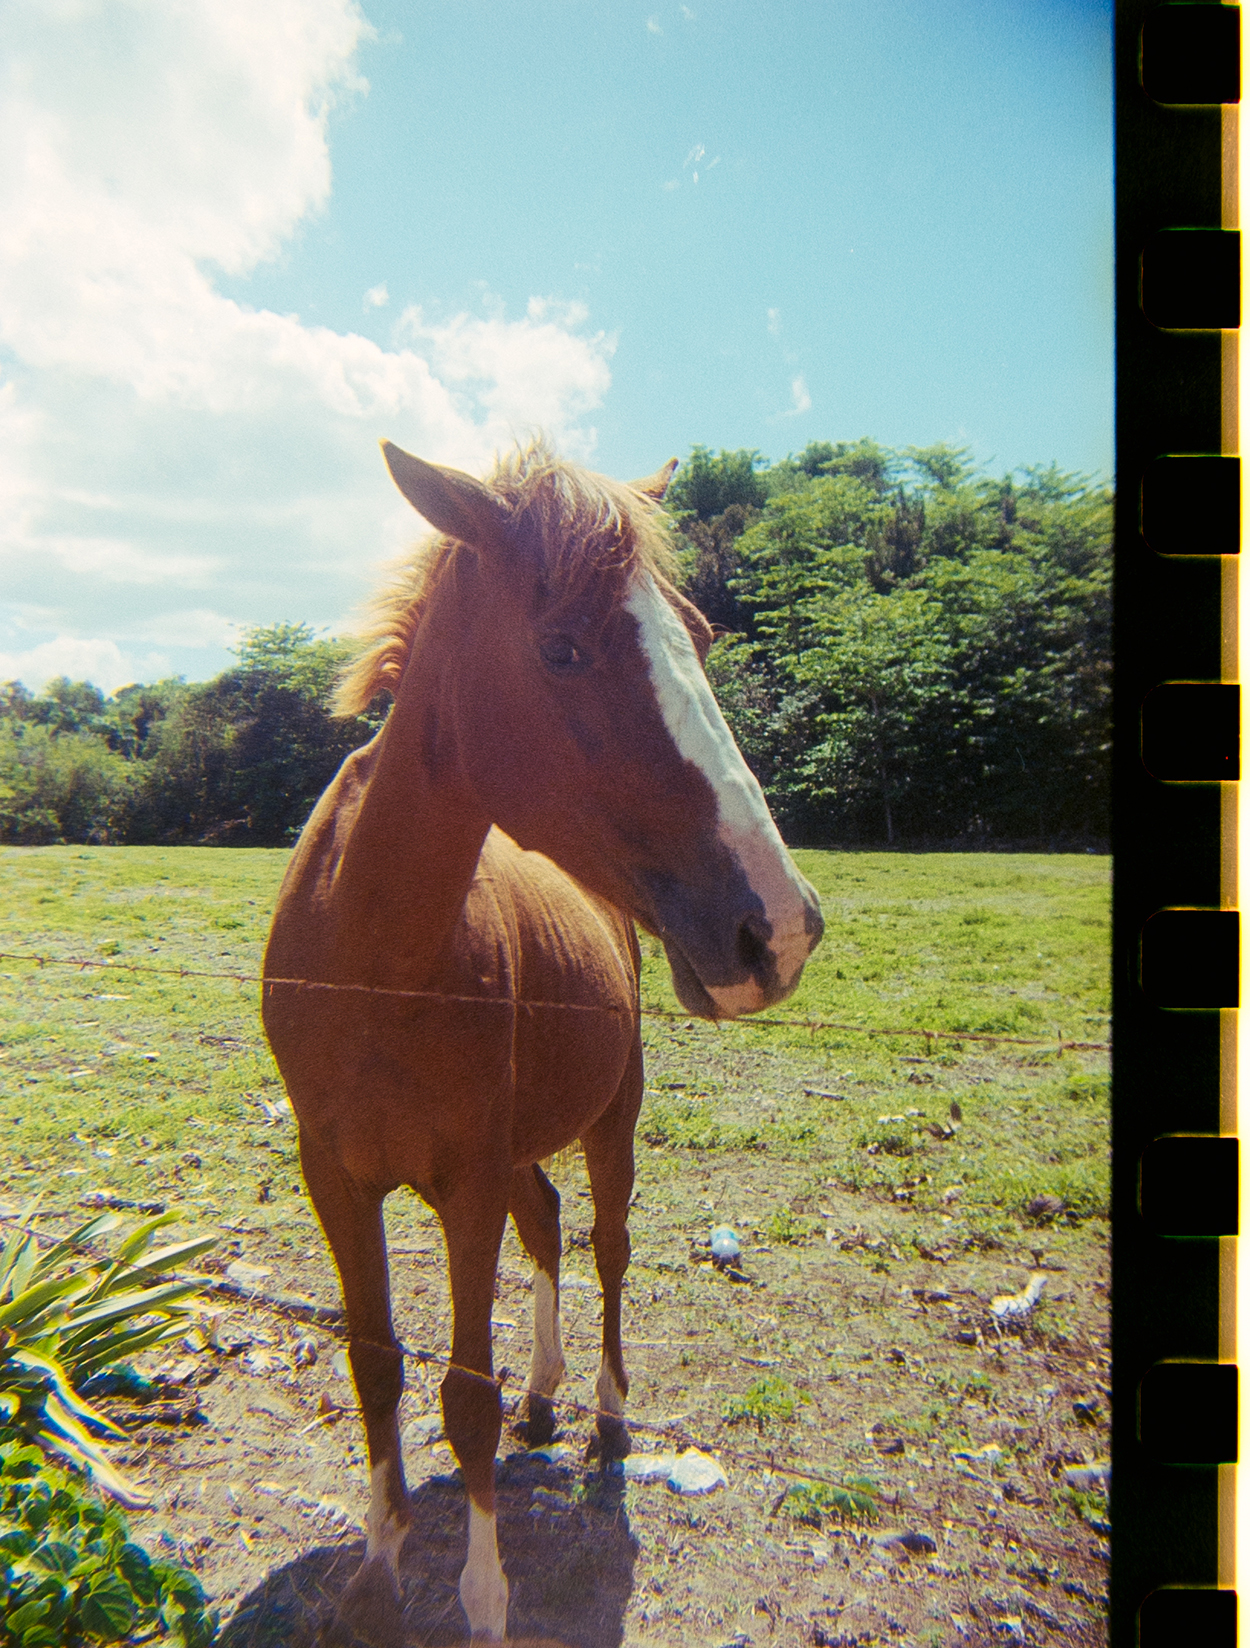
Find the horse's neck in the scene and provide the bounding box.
[318,620,492,982]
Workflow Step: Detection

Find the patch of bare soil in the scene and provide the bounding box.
[102,1038,1108,1648]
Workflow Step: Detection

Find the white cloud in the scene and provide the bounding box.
[0,0,617,690]
[396,301,614,459]
[0,636,172,696]
[787,375,813,416]
[767,307,781,337]
[647,15,662,34]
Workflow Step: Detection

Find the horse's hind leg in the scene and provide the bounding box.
[581,1039,644,1463]
[298,1128,409,1641]
[509,1161,565,1445]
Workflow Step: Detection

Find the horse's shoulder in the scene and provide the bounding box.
[476,829,634,952]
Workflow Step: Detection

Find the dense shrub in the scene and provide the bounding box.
[0,1437,216,1647]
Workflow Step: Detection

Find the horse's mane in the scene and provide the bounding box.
[334,438,677,717]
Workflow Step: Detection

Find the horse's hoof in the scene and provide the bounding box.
[595,1413,632,1463]
[513,1394,558,1447]
[323,1555,406,1647]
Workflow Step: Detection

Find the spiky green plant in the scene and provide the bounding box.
[0,1202,216,1507]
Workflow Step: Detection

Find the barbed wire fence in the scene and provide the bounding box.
[0,943,1109,1563]
[0,949,1110,1054]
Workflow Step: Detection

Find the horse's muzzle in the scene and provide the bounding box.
[649,874,824,1021]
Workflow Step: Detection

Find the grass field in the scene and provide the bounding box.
[0,844,1109,1231]
[0,845,1111,1645]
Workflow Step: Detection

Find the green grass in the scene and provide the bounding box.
[639,849,1109,1048]
[0,848,293,1234]
[0,845,1110,1231]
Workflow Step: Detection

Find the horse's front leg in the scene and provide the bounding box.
[439,1179,511,1641]
[299,1128,410,1642]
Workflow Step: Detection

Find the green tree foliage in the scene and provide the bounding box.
[0,438,1110,850]
[128,624,382,846]
[672,440,1110,845]
[0,625,383,847]
[0,725,135,847]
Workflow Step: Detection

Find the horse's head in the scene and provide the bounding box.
[380,438,824,1018]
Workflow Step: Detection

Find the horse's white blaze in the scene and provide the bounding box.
[366,1461,408,1578]
[459,1499,509,1640]
[625,574,816,1010]
[529,1267,565,1397]
[596,1356,627,1418]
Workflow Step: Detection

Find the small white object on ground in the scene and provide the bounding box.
[623,1452,679,1482]
[524,1442,573,1465]
[667,1448,727,1495]
[990,1273,1045,1323]
[330,1348,351,1379]
[710,1224,741,1264]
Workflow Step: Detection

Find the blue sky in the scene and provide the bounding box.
[0,0,1112,692]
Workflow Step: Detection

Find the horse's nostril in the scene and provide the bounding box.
[737,920,768,973]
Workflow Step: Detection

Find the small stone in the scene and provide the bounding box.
[667,1448,727,1495]
[403,1414,445,1447]
[875,1529,937,1556]
[623,1452,679,1482]
[1062,1461,1110,1492]
[225,1260,273,1291]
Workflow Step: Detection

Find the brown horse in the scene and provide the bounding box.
[262,438,823,1642]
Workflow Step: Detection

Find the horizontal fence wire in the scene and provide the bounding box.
[0,949,1110,1053]
[0,1203,1094,1557]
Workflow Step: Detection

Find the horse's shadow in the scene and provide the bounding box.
[219,1454,638,1648]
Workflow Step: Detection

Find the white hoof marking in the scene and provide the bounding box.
[365,1461,408,1579]
[529,1267,566,1398]
[460,1499,508,1640]
[595,1357,627,1419]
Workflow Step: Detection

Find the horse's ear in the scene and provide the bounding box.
[630,458,679,502]
[381,441,510,548]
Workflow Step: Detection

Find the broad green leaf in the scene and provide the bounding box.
[9,1351,127,1437]
[35,1427,152,1510]
[5,1597,51,1633]
[27,1539,78,1575]
[117,1538,156,1604]
[78,1572,138,1639]
[6,1236,41,1308]
[116,1234,218,1279]
[0,1197,44,1286]
[69,1318,187,1381]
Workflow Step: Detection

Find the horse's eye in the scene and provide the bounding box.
[538,635,588,675]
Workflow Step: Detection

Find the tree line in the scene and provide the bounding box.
[0,439,1109,849]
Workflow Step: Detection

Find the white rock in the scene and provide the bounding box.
[667,1448,727,1495]
[623,1452,679,1482]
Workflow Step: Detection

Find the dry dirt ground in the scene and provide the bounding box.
[62,1031,1111,1648]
